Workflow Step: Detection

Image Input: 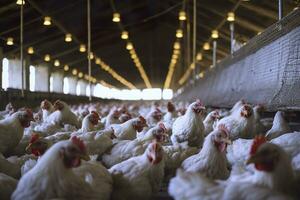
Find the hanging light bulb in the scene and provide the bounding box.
[112,12,120,22]
[203,42,210,50]
[88,52,94,60]
[227,12,235,22]
[27,46,34,54]
[54,59,60,67]
[79,44,86,52]
[179,11,187,21]
[131,54,137,59]
[43,16,51,26]
[95,58,101,64]
[64,65,69,71]
[121,31,129,39]
[44,54,51,62]
[126,42,133,50]
[176,29,183,38]
[65,33,72,42]
[72,69,78,75]
[174,49,180,55]
[199,72,204,78]
[172,55,178,61]
[16,0,25,5]
[211,30,219,39]
[174,42,180,50]
[196,52,203,61]
[6,37,14,45]
[78,72,83,78]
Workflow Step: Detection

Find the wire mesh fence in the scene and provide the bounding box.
[175,9,300,111]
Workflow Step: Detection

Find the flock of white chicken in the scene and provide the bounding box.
[0,99,299,200]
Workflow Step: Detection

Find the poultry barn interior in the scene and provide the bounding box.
[0,0,300,199]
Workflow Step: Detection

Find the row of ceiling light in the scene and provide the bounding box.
[7,0,142,89]
[163,9,187,89]
[178,12,236,85]
[112,11,152,88]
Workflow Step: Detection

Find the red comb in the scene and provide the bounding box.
[218,124,229,137]
[30,133,40,144]
[71,136,86,152]
[138,116,146,124]
[158,123,167,132]
[91,111,100,119]
[250,135,267,155]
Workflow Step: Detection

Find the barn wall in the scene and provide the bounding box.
[175,10,300,111]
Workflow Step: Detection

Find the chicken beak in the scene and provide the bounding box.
[80,153,90,161]
[25,143,32,152]
[223,138,232,145]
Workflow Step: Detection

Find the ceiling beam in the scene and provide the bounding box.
[235,16,265,33]
[238,1,278,20]
[0,1,81,37]
[5,32,62,55]
[199,3,264,34]
[0,2,16,15]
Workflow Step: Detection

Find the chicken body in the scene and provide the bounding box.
[171,101,205,147]
[0,173,18,200]
[216,104,254,140]
[266,111,291,140]
[12,139,100,200]
[45,100,80,128]
[0,110,33,155]
[181,128,231,180]
[109,142,165,200]
[102,124,166,168]
[169,142,297,200]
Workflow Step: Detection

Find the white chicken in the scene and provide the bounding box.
[229,99,246,115]
[110,116,147,140]
[163,142,198,177]
[252,104,266,135]
[45,100,80,128]
[73,161,113,200]
[181,124,231,180]
[171,100,205,147]
[203,110,220,136]
[146,107,163,127]
[12,137,102,200]
[40,99,54,122]
[75,128,114,156]
[0,109,34,155]
[0,153,21,178]
[216,104,254,140]
[105,109,120,128]
[169,136,298,199]
[0,173,18,200]
[102,123,167,168]
[266,111,291,140]
[0,103,14,120]
[163,102,177,124]
[109,142,165,200]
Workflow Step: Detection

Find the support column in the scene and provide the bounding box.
[0,48,3,89]
[25,56,30,90]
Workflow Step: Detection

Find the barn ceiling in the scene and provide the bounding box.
[0,0,298,89]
